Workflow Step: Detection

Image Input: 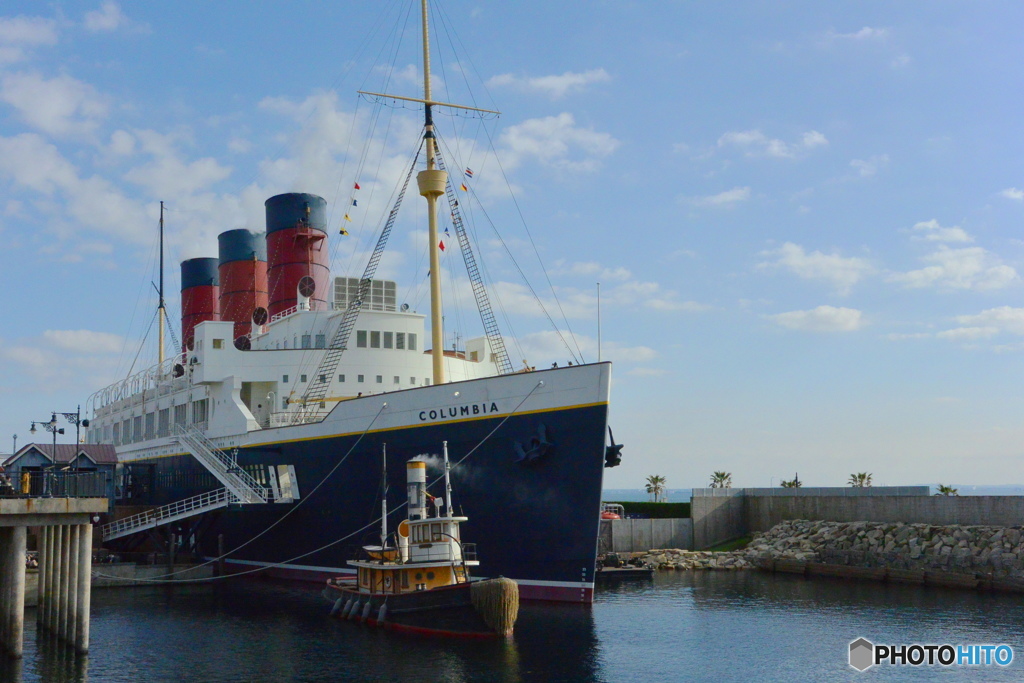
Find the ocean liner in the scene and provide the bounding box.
[86,0,618,602]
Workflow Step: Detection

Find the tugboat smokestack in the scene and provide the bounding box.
[407,461,427,520]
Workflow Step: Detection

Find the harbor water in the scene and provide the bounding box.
[4,571,1023,682]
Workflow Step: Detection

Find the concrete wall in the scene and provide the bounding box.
[690,491,1024,549]
[692,492,746,550]
[598,518,693,553]
[746,495,1024,533]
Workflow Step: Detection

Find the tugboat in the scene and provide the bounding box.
[325,443,518,638]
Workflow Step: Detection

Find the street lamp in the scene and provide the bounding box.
[30,414,64,496]
[58,406,90,473]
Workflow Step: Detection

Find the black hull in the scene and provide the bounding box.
[325,582,507,638]
[115,376,609,602]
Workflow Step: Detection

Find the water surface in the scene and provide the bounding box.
[4,571,1022,681]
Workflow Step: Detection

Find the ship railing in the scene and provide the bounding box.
[172,424,269,504]
[269,304,300,325]
[101,488,237,541]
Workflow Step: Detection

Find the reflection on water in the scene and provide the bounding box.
[7,572,1024,682]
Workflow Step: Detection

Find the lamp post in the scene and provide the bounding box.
[59,405,90,473]
[30,414,64,496]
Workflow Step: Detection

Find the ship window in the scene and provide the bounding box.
[357,331,367,348]
[396,332,405,350]
[425,378,431,386]
[300,375,307,383]
[301,334,311,349]
[319,374,327,383]
[370,331,381,348]
[315,334,325,348]
[394,376,399,384]
[401,570,409,588]
[358,375,364,383]
[338,374,345,383]
[376,375,382,384]
[470,350,478,362]
[408,334,417,351]
[383,332,393,349]
[281,397,288,410]
[212,339,224,349]
[410,377,415,384]
[284,341,289,349]
[283,375,289,383]
[431,523,442,541]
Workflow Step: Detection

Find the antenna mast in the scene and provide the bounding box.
[381,443,388,548]
[158,201,166,366]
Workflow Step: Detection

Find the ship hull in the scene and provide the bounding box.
[113,363,611,602]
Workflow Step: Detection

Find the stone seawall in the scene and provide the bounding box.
[633,519,1024,585]
[745,520,1024,578]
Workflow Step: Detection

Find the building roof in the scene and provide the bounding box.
[1,443,118,467]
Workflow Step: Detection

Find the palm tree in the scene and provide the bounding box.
[848,472,872,487]
[935,484,959,496]
[780,472,802,488]
[709,471,732,489]
[645,475,667,502]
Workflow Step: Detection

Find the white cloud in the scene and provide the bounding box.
[889,246,1017,291]
[0,132,150,241]
[936,327,999,341]
[950,307,1024,336]
[513,330,656,366]
[885,332,931,341]
[83,2,146,33]
[0,15,58,63]
[717,129,828,159]
[690,186,750,207]
[824,27,890,42]
[759,242,873,295]
[43,329,124,353]
[499,113,618,172]
[0,71,110,138]
[850,154,889,177]
[487,69,610,99]
[911,219,972,244]
[108,129,135,156]
[124,151,232,197]
[769,306,864,332]
[555,260,632,281]
[1000,188,1024,201]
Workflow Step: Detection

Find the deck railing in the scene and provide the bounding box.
[0,471,111,499]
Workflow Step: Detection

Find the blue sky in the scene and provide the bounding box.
[2,1,1024,490]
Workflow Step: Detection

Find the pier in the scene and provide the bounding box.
[0,491,107,659]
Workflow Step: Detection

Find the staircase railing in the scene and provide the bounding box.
[101,488,236,541]
[172,424,268,503]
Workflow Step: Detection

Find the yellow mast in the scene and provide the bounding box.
[358,1,499,386]
[416,0,447,385]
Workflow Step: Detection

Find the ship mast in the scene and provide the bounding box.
[417,0,447,385]
[359,0,498,387]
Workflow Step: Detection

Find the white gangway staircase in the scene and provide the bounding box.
[102,425,272,542]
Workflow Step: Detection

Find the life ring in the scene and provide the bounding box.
[384,575,392,589]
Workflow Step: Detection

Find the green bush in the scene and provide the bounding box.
[605,501,690,519]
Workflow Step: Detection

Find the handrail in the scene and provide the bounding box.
[172,424,268,503]
[102,488,235,540]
